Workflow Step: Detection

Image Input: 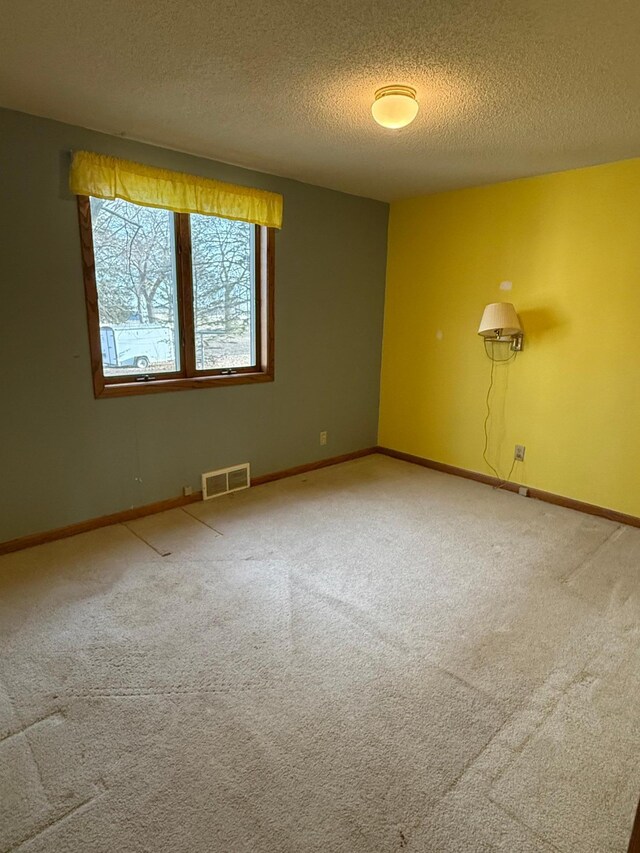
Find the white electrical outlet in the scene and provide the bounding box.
[183,485,193,497]
[320,431,328,446]
[514,444,526,462]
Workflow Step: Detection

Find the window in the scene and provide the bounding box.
[77,195,274,397]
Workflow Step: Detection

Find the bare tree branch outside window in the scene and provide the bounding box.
[90,198,254,375]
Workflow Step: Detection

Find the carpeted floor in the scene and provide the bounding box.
[0,454,638,852]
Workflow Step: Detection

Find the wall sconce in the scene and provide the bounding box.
[478,302,523,351]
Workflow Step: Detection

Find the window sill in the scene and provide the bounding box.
[95,370,274,398]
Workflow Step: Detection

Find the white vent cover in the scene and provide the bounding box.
[201,463,250,500]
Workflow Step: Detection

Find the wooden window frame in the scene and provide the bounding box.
[76,195,275,398]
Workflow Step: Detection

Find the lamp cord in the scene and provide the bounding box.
[482,339,518,489]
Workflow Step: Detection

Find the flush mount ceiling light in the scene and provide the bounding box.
[371,85,419,129]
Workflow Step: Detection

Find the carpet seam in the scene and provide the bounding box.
[291,573,412,656]
[487,794,565,853]
[559,523,624,585]
[0,710,65,745]
[180,506,225,535]
[428,664,509,713]
[486,626,614,792]
[119,522,170,556]
[2,784,107,853]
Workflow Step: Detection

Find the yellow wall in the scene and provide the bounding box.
[379,158,640,516]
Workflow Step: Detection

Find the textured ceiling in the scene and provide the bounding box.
[1,0,640,201]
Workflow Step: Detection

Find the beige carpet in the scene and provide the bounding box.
[0,454,638,852]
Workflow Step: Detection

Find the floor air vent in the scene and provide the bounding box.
[202,463,251,500]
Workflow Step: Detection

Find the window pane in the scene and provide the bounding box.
[190,214,255,371]
[90,197,180,376]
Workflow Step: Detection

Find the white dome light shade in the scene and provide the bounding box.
[371,86,419,129]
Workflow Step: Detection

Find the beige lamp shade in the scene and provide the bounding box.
[478,302,522,337]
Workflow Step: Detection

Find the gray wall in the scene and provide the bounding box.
[0,109,388,542]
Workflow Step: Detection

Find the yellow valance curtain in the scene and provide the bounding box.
[69,151,283,229]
